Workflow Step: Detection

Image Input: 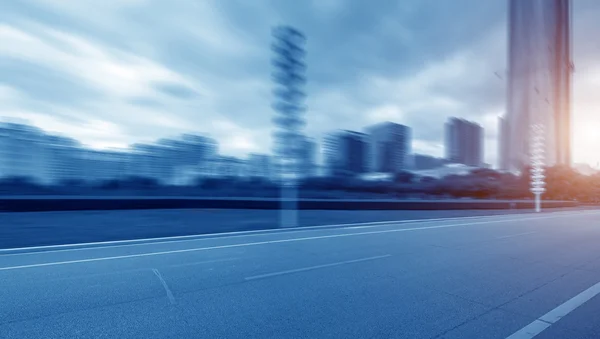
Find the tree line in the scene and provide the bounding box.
[0,165,598,201]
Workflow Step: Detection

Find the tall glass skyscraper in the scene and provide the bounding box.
[502,0,572,172]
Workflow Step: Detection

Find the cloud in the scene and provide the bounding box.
[2,0,600,168]
[153,82,200,100]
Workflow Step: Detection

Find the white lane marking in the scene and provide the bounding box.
[496,231,538,240]
[167,257,240,268]
[344,226,375,230]
[0,213,577,271]
[0,215,504,255]
[245,255,392,281]
[505,281,600,339]
[152,269,176,305]
[1,211,582,255]
[505,321,551,339]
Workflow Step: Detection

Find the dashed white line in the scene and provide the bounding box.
[245,255,392,281]
[505,281,600,339]
[152,269,176,305]
[0,213,577,272]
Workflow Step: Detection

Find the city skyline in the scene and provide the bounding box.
[3,1,600,167]
[0,117,449,168]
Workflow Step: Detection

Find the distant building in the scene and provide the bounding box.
[445,118,484,167]
[79,149,130,183]
[217,156,246,177]
[134,134,218,184]
[298,137,317,178]
[365,122,411,173]
[43,135,84,183]
[0,123,49,183]
[413,154,447,170]
[498,116,509,171]
[130,143,174,183]
[248,153,272,179]
[324,130,368,176]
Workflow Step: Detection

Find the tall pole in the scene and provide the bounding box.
[271,26,307,228]
[530,123,546,212]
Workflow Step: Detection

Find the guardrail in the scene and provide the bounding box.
[0,197,579,212]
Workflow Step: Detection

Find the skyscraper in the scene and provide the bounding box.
[445,118,484,167]
[365,122,411,173]
[323,130,368,176]
[505,0,572,172]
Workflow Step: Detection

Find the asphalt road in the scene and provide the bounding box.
[2,210,600,338]
[0,207,593,249]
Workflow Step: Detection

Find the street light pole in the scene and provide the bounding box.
[530,123,546,212]
[271,26,307,228]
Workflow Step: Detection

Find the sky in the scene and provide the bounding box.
[2,0,600,168]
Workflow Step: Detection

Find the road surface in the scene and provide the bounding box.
[1,207,593,249]
[2,210,600,338]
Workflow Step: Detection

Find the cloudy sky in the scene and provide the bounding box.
[2,0,600,167]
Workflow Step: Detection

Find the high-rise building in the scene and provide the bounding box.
[365,122,411,173]
[506,0,572,172]
[445,118,484,167]
[323,130,368,176]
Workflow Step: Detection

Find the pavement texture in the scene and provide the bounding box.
[0,207,594,249]
[1,209,600,338]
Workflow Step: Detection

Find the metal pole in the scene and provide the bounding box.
[282,181,298,228]
[530,123,546,212]
[279,161,298,228]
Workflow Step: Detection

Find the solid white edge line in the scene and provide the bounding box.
[0,213,576,271]
[0,210,586,255]
[168,257,240,268]
[505,281,600,339]
[245,254,392,280]
[0,215,499,253]
[495,231,538,239]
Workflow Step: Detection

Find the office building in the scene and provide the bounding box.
[0,123,50,183]
[445,118,483,167]
[43,135,84,183]
[298,137,317,178]
[324,130,368,176]
[365,122,411,173]
[445,118,484,167]
[505,0,572,172]
[248,153,272,179]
